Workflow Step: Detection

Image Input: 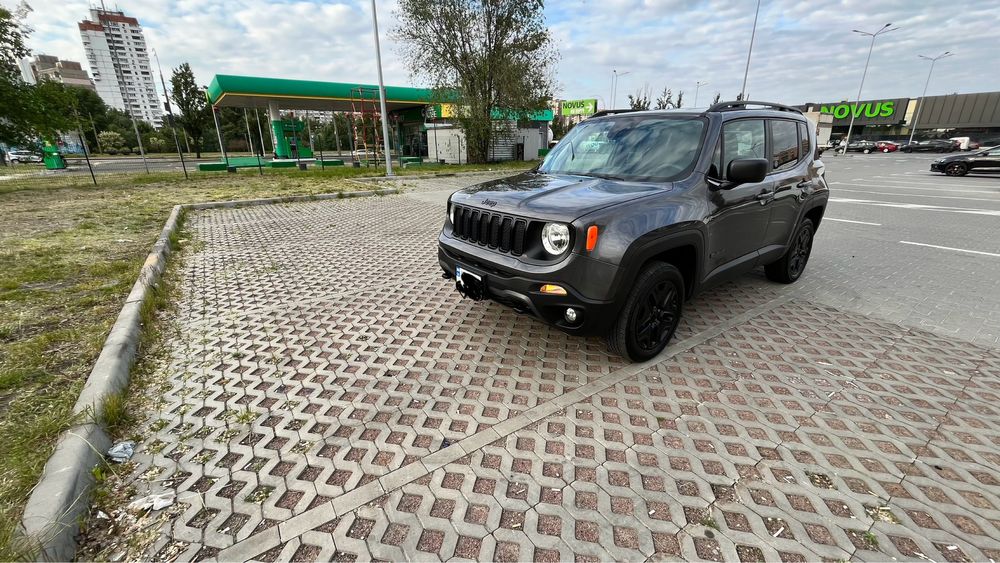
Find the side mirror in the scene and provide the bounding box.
[725,158,768,186]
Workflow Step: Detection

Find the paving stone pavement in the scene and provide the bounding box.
[118,172,1000,562]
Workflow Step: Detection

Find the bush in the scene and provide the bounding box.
[106,148,118,155]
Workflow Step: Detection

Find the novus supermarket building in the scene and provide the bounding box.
[797,90,1000,144]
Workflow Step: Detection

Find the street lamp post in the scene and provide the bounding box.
[694,81,709,107]
[907,51,953,146]
[740,0,760,100]
[611,69,631,110]
[369,0,393,176]
[841,23,898,152]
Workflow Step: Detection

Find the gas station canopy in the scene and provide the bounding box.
[206,74,439,112]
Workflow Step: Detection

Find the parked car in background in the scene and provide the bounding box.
[875,141,899,153]
[899,139,958,153]
[841,140,878,154]
[930,146,1000,176]
[949,137,981,150]
[6,149,42,164]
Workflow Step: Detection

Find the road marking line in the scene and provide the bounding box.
[830,197,1000,217]
[900,241,1000,258]
[833,187,1000,203]
[832,181,998,195]
[825,218,882,226]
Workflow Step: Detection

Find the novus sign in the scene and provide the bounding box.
[813,98,910,125]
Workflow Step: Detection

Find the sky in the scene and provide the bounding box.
[14,0,1000,110]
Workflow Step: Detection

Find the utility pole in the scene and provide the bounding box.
[907,51,953,146]
[842,23,899,152]
[740,0,761,100]
[694,81,708,107]
[370,0,393,176]
[153,49,187,178]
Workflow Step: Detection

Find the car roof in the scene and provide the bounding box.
[589,101,806,122]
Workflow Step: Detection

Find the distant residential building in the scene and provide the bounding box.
[21,54,96,91]
[78,8,162,126]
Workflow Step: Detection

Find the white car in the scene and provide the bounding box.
[7,150,42,164]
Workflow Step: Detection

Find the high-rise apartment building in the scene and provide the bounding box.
[20,54,96,91]
[78,8,162,126]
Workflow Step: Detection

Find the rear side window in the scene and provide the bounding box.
[798,122,811,158]
[770,120,798,171]
[721,119,765,178]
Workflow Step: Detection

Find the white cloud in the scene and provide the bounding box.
[14,0,1000,108]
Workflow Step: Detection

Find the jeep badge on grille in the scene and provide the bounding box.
[482,199,498,207]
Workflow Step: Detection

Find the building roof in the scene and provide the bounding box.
[206,74,440,112]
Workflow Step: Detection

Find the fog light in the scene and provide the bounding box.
[564,308,578,323]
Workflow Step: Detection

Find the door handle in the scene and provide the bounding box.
[796,180,812,189]
[755,190,775,204]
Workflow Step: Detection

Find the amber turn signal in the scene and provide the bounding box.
[586,225,599,251]
[540,284,567,295]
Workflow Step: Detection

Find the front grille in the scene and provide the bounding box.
[452,205,530,255]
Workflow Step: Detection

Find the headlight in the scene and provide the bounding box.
[541,223,571,255]
[449,202,455,224]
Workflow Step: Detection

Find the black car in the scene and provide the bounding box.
[930,146,1000,176]
[840,140,878,154]
[899,139,958,153]
[438,101,829,361]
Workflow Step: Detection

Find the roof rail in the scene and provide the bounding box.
[588,109,639,119]
[706,100,803,115]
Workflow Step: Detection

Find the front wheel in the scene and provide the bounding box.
[882,148,890,153]
[863,149,871,154]
[607,262,684,362]
[765,219,814,284]
[945,162,968,176]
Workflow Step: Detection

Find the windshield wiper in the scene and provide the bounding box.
[587,172,626,181]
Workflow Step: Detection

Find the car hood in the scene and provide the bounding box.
[449,172,669,222]
[937,153,972,162]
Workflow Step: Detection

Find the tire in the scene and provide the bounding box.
[9,159,18,164]
[765,219,815,284]
[863,149,871,154]
[607,262,684,362]
[882,148,889,153]
[945,162,968,176]
[903,148,912,153]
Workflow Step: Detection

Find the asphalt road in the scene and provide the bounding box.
[806,151,1000,345]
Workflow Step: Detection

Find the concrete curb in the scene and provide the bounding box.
[17,188,397,561]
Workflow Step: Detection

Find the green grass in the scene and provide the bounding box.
[0,160,531,558]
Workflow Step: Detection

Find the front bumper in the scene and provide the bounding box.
[930,162,946,172]
[438,234,621,335]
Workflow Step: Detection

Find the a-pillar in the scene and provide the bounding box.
[268,101,290,159]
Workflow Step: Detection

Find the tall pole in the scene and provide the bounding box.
[611,70,631,110]
[842,24,898,152]
[212,106,228,166]
[254,107,267,156]
[153,49,187,179]
[609,71,615,110]
[370,0,393,176]
[694,81,708,107]
[907,51,953,146]
[740,0,760,100]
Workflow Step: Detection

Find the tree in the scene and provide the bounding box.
[394,0,557,163]
[654,88,672,110]
[170,63,210,157]
[675,90,684,108]
[0,3,73,163]
[98,131,126,153]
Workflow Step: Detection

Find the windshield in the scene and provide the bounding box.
[540,115,705,182]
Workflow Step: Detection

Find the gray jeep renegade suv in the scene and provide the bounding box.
[438,101,829,361]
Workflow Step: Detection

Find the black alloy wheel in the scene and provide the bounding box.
[607,262,684,362]
[632,280,680,354]
[945,162,969,176]
[764,219,815,284]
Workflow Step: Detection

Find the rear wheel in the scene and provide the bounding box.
[765,219,814,284]
[607,262,684,362]
[945,162,968,176]
[863,148,871,154]
[882,148,890,153]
